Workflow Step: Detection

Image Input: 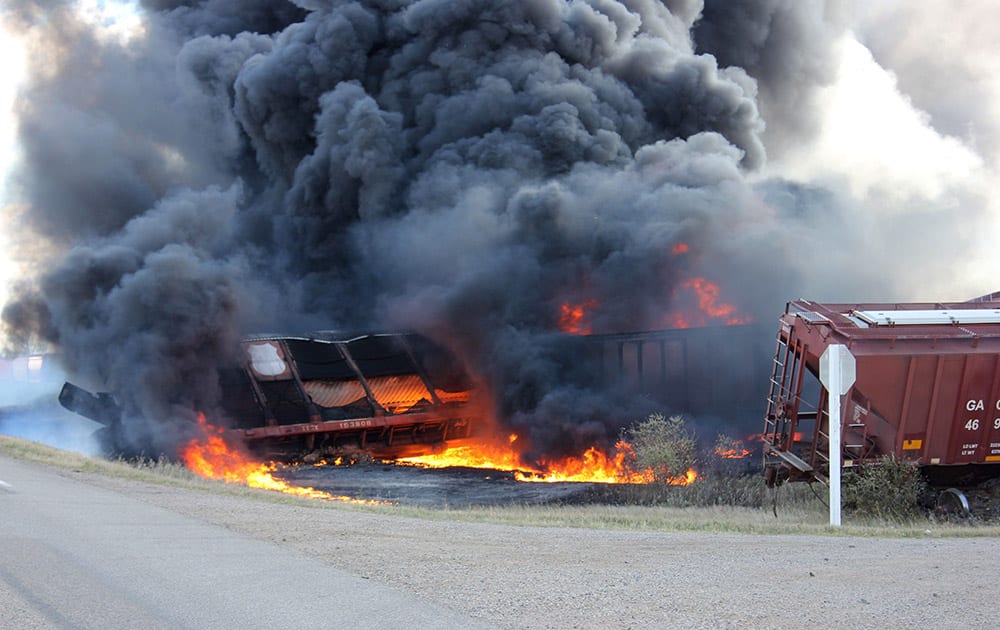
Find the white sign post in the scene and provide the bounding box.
[819,344,856,527]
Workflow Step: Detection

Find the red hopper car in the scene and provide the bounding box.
[762,297,1000,488]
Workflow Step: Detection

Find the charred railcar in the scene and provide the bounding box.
[762,299,1000,487]
[60,332,484,460]
[222,332,484,459]
[575,325,773,432]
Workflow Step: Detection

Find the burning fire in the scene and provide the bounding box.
[713,435,752,459]
[180,413,382,503]
[398,436,697,485]
[747,431,806,444]
[714,446,752,459]
[665,242,751,328]
[668,277,751,328]
[558,298,599,335]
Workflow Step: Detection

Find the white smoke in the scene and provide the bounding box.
[0,356,101,456]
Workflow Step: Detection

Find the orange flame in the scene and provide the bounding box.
[672,242,689,255]
[667,276,751,328]
[180,413,383,503]
[398,436,696,485]
[397,443,525,472]
[514,444,652,484]
[558,298,599,335]
[713,436,752,459]
[747,431,806,444]
[714,446,752,459]
[682,277,748,324]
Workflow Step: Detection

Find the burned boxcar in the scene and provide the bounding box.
[762,299,1000,487]
[60,332,484,460]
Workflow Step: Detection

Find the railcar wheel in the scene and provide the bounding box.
[936,487,971,518]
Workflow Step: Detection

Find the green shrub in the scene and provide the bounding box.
[841,455,926,521]
[621,413,696,485]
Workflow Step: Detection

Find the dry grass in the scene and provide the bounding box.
[0,434,319,506]
[3,434,999,537]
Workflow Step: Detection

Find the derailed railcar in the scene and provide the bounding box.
[222,332,485,460]
[60,332,485,460]
[587,325,772,427]
[762,299,1000,487]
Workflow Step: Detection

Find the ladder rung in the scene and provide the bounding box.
[767,448,813,472]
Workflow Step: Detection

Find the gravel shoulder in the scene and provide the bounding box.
[55,467,999,629]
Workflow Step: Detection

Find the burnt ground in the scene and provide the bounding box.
[275,462,599,508]
[271,444,766,508]
[274,459,1000,522]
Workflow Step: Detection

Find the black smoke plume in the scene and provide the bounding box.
[2,1,900,458]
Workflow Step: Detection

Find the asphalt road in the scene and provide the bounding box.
[0,454,482,629]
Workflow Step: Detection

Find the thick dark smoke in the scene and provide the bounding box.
[2,0,886,458]
[693,0,841,156]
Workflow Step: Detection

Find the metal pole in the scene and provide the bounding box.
[829,348,842,527]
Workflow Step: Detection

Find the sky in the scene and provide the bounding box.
[763,14,999,297]
[0,0,141,311]
[0,23,26,309]
[779,2,999,299]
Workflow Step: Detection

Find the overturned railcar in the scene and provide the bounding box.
[61,332,484,460]
[762,299,1000,487]
[223,332,485,459]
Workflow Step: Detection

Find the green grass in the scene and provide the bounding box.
[3,434,999,537]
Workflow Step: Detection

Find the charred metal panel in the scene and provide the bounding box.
[302,380,367,408]
[364,374,434,414]
[58,382,120,427]
[283,339,358,380]
[343,335,418,376]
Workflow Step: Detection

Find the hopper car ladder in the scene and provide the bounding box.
[763,330,829,484]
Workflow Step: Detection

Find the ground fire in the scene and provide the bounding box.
[180,413,385,504]
[397,436,697,485]
[181,412,697,495]
[714,444,753,459]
